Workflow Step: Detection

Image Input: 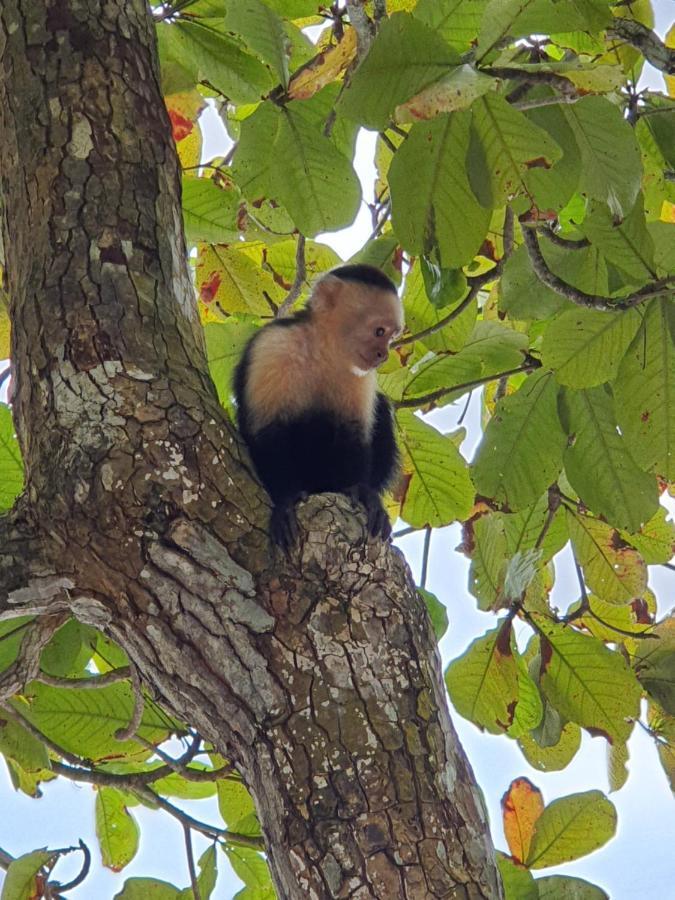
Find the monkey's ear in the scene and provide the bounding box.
[310,275,343,312]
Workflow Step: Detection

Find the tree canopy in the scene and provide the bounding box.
[0,0,674,898]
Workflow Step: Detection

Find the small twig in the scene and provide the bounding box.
[0,367,10,391]
[373,0,386,25]
[420,528,432,590]
[393,525,417,539]
[134,733,234,782]
[484,65,579,97]
[457,390,473,425]
[539,226,589,250]
[378,131,398,154]
[36,667,131,689]
[0,846,14,870]
[522,226,674,310]
[277,234,307,317]
[183,825,202,900]
[534,487,561,552]
[366,200,391,243]
[394,361,540,410]
[114,663,145,742]
[661,562,675,572]
[52,840,91,894]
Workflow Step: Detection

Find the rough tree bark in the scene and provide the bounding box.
[0,1,502,897]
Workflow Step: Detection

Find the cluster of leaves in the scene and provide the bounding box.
[1,0,675,897]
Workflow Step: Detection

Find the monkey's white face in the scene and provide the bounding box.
[344,288,404,372]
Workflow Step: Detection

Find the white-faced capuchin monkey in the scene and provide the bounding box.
[234,264,404,550]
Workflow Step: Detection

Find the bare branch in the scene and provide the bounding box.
[277,234,307,317]
[394,362,540,410]
[134,732,235,781]
[36,667,132,689]
[608,18,675,74]
[522,226,675,310]
[52,840,91,894]
[183,824,202,900]
[539,226,589,250]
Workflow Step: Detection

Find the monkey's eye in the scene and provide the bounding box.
[375,327,385,337]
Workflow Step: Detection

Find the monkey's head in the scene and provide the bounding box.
[309,264,404,373]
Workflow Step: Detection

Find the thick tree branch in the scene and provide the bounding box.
[608,18,675,74]
[345,0,374,57]
[522,226,675,310]
[395,361,540,410]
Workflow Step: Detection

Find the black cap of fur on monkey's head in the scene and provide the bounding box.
[329,264,398,294]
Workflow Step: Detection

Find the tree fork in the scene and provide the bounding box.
[0,1,502,897]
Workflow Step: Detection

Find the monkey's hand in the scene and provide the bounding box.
[269,497,305,554]
[352,485,392,541]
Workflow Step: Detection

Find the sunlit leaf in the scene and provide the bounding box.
[413,0,489,52]
[518,721,582,772]
[418,588,449,639]
[1,849,54,900]
[0,402,23,511]
[397,411,474,528]
[496,852,538,900]
[288,29,357,100]
[445,619,520,734]
[182,176,241,245]
[535,616,642,743]
[567,510,648,605]
[525,790,616,868]
[96,787,140,872]
[535,874,609,899]
[633,615,675,715]
[395,65,498,122]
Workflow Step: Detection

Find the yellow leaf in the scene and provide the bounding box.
[288,29,357,101]
[665,24,675,97]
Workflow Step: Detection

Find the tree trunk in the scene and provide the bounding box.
[0,2,502,897]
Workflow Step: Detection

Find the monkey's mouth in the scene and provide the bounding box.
[358,353,378,370]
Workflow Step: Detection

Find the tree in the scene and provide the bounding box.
[0,1,673,898]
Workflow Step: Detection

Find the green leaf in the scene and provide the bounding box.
[96,787,140,872]
[12,682,176,762]
[158,20,274,104]
[182,177,240,245]
[338,14,460,130]
[0,403,23,511]
[608,738,629,792]
[271,105,361,236]
[231,102,281,201]
[473,370,566,511]
[151,770,218,801]
[572,593,654,643]
[518,721,582,772]
[499,493,568,563]
[470,93,562,207]
[535,616,642,743]
[225,846,274,898]
[563,96,642,218]
[40,618,93,678]
[395,65,498,122]
[540,307,641,389]
[536,874,609,899]
[500,245,569,321]
[418,588,449,639]
[0,717,50,773]
[445,619,520,734]
[397,411,475,528]
[567,510,648,605]
[420,258,467,310]
[217,778,261,836]
[413,0,490,52]
[523,95,582,211]
[196,244,284,316]
[525,790,616,868]
[390,112,490,268]
[559,385,658,532]
[496,852,537,900]
[580,198,656,285]
[621,507,675,565]
[204,318,260,409]
[1,849,54,900]
[615,298,675,480]
[633,616,675,715]
[222,0,291,86]
[468,514,507,610]
[114,878,180,899]
[0,618,33,675]
[477,0,612,58]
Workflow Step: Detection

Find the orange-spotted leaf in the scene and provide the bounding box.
[195,243,284,318]
[165,90,205,169]
[501,777,544,864]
